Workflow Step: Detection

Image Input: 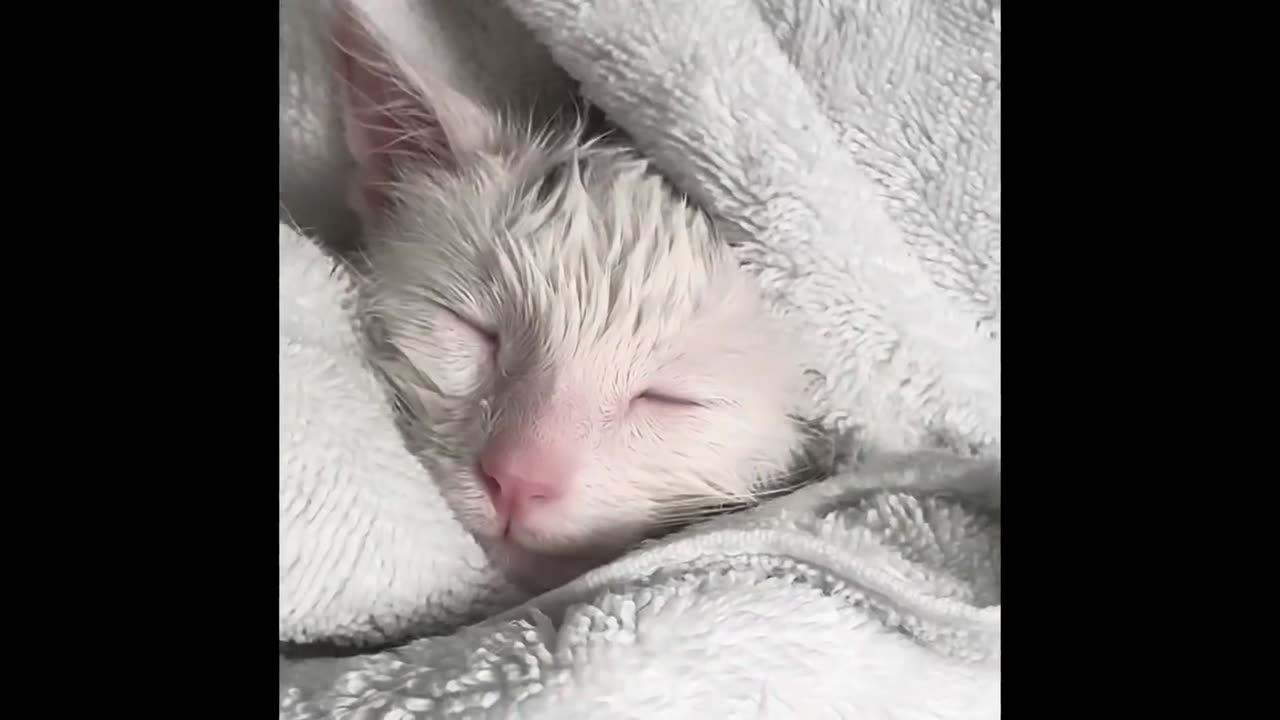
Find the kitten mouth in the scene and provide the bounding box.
[465,469,621,588]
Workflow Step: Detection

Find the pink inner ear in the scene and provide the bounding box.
[330,1,460,221]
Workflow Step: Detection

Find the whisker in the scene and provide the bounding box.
[648,460,830,529]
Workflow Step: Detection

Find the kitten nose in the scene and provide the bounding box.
[478,435,575,518]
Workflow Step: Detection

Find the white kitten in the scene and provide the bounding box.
[331,0,807,590]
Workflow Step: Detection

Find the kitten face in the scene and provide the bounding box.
[331,0,804,589]
[365,148,804,588]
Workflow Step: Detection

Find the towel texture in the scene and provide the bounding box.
[281,456,1000,718]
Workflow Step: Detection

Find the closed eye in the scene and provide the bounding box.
[438,305,498,346]
[635,391,703,408]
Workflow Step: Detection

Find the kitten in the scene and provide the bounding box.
[331,0,807,590]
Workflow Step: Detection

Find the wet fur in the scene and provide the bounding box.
[334,1,808,588]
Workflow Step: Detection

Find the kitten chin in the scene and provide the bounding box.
[477,537,616,592]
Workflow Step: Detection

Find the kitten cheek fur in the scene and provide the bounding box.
[332,0,809,559]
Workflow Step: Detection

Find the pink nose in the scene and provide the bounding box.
[478,435,575,527]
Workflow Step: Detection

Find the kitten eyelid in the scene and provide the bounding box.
[636,390,704,408]
[434,303,497,342]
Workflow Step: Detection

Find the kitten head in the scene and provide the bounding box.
[332,0,805,589]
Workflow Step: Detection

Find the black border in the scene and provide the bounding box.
[20,3,281,710]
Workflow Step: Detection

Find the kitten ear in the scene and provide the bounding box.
[329,0,498,223]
